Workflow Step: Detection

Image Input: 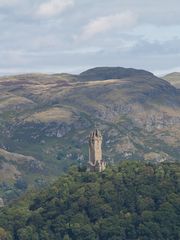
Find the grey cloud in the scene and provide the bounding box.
[36,0,74,18]
[1,0,180,75]
[130,38,180,55]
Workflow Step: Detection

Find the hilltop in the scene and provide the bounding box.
[0,67,179,201]
[0,161,180,240]
[78,67,154,81]
[163,72,180,89]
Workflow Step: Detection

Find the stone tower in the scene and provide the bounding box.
[88,129,106,172]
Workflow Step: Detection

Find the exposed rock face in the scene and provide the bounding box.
[0,148,43,172]
[144,152,173,163]
[0,198,4,208]
[133,111,180,132]
[0,67,179,185]
[116,136,137,156]
[0,162,21,181]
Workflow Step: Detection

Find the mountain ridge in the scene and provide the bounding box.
[0,66,179,202]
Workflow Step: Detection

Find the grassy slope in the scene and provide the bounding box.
[163,72,180,89]
[0,67,179,201]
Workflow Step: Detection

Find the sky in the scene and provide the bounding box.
[1,0,180,75]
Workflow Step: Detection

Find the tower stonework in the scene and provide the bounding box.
[88,129,106,172]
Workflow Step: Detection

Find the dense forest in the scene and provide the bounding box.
[0,161,180,240]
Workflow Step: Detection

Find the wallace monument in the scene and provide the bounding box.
[87,129,106,172]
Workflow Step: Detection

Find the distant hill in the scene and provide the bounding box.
[0,67,179,202]
[163,72,180,89]
[0,161,180,240]
[79,67,154,81]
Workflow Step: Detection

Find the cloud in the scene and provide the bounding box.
[37,0,74,17]
[78,11,138,40]
[0,0,19,6]
[1,0,180,75]
[62,47,103,55]
[130,38,180,55]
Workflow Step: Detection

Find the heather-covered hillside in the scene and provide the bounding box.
[0,67,180,201]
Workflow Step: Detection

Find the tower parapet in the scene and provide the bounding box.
[88,129,106,172]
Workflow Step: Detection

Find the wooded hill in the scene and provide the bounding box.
[0,161,180,240]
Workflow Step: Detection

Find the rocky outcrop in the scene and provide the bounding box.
[0,67,179,185]
[144,152,173,163]
[0,162,21,181]
[133,111,180,132]
[116,136,137,157]
[0,198,4,208]
[0,148,43,172]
